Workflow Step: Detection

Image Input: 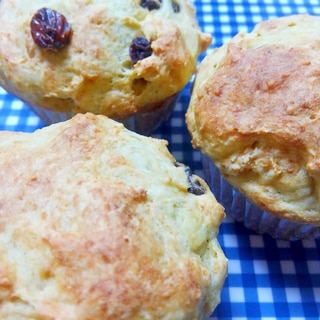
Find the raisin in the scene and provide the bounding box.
[171,1,180,12]
[175,162,206,196]
[187,179,206,196]
[140,0,161,10]
[30,7,72,51]
[184,165,206,195]
[129,37,153,65]
[140,0,179,12]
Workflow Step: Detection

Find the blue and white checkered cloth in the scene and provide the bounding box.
[1,0,320,319]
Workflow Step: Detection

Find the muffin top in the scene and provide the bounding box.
[0,0,211,119]
[186,14,320,225]
[0,113,226,319]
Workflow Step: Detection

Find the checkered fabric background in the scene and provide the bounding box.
[1,0,320,319]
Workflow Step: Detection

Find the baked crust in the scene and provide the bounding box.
[0,0,211,119]
[186,14,320,225]
[0,113,226,319]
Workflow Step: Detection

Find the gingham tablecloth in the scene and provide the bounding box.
[1,1,320,319]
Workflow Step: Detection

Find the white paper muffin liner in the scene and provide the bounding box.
[28,93,178,135]
[120,93,179,135]
[201,154,320,241]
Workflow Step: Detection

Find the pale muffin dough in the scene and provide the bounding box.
[0,113,227,319]
[187,14,320,225]
[0,0,211,119]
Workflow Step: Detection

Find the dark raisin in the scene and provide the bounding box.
[30,7,72,51]
[140,0,179,12]
[187,179,206,196]
[129,37,153,65]
[175,162,206,196]
[184,165,206,195]
[171,1,180,12]
[140,0,161,10]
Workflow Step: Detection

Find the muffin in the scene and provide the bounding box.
[0,113,227,319]
[186,14,320,240]
[0,0,211,135]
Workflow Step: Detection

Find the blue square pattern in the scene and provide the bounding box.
[0,0,320,319]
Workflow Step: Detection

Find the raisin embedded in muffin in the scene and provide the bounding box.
[186,14,320,240]
[0,0,212,134]
[0,113,227,319]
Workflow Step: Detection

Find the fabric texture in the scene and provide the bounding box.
[0,0,320,319]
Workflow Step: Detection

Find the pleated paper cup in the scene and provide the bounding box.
[202,154,320,241]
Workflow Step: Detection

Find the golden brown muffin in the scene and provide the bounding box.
[0,0,211,133]
[0,113,227,319]
[186,14,320,239]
